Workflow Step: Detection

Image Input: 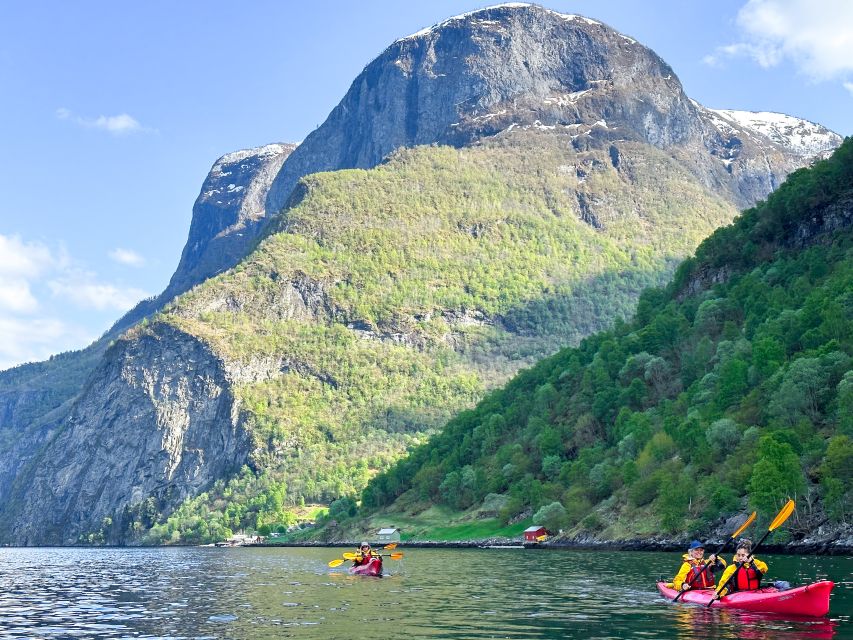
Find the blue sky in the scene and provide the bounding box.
[1,0,851,370]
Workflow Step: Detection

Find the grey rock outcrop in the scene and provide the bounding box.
[168,143,297,296]
[0,324,251,545]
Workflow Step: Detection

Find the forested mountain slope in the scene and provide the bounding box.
[360,139,853,544]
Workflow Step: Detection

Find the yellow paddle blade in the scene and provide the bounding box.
[328,558,345,568]
[389,552,403,560]
[342,552,358,560]
[732,511,757,538]
[769,499,795,531]
[383,543,398,550]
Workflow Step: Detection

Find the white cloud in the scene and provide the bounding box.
[0,316,92,371]
[845,82,853,96]
[109,247,146,267]
[0,233,151,371]
[0,279,39,313]
[56,107,155,135]
[707,0,853,87]
[0,234,56,278]
[0,234,56,313]
[48,273,149,312]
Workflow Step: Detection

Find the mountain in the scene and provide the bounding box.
[113,142,297,334]
[0,143,295,449]
[0,4,842,545]
[265,3,840,215]
[358,139,853,545]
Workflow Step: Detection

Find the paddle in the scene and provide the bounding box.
[329,551,404,567]
[672,511,756,602]
[706,499,795,607]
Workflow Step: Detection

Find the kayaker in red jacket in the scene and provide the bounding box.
[673,540,726,590]
[352,542,381,568]
[715,541,768,597]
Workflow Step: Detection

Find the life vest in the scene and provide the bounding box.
[354,551,379,566]
[687,560,716,588]
[731,562,763,591]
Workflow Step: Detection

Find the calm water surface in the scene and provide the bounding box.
[0,547,850,639]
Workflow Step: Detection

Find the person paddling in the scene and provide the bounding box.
[714,540,767,597]
[673,540,727,591]
[352,541,381,570]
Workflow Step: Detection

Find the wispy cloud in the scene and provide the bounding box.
[0,315,92,371]
[109,247,146,267]
[56,107,156,135]
[706,0,853,90]
[0,233,151,371]
[0,234,57,313]
[48,272,149,311]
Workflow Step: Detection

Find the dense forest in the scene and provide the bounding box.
[131,132,740,544]
[359,139,853,541]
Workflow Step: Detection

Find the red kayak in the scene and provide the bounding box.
[656,581,834,617]
[350,557,383,577]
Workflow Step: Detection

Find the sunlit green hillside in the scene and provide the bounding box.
[140,132,739,543]
[358,139,853,542]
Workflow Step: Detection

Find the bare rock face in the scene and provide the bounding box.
[0,324,251,545]
[168,143,297,296]
[265,3,840,214]
[111,143,297,335]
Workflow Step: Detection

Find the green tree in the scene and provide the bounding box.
[532,501,568,533]
[748,435,806,513]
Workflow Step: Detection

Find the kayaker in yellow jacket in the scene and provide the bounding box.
[673,540,727,590]
[715,542,768,597]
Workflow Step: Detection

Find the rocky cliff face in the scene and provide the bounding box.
[265,3,840,214]
[111,143,297,335]
[0,144,296,493]
[168,143,297,297]
[0,324,251,545]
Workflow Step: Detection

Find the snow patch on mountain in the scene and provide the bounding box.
[708,109,841,158]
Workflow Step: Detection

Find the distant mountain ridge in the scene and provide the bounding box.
[0,3,842,545]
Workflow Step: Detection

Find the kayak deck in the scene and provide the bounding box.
[350,557,383,577]
[656,581,834,617]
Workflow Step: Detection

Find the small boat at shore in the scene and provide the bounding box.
[350,556,383,577]
[656,581,834,617]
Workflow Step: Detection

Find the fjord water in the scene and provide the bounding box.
[0,547,849,639]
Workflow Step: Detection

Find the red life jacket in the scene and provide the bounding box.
[731,563,763,591]
[687,560,716,588]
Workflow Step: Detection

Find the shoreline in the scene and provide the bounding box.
[253,538,853,555]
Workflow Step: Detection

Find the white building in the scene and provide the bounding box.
[377,527,401,543]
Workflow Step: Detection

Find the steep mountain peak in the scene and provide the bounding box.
[265,3,695,214]
[165,142,297,297]
[106,142,298,336]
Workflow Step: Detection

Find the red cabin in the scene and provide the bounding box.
[524,525,547,541]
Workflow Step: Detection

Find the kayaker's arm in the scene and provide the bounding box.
[714,564,737,598]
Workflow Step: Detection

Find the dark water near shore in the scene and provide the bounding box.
[0,547,850,639]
